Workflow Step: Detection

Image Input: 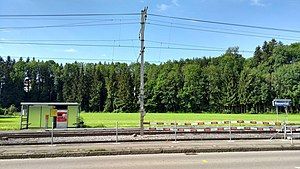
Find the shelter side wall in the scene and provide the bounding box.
[68,106,78,127]
[41,106,51,128]
[28,106,41,128]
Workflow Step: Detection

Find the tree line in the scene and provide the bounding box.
[1,39,300,113]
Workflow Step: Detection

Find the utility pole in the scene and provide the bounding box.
[139,7,147,136]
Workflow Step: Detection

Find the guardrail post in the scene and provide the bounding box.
[228,120,232,142]
[290,126,293,145]
[51,119,54,145]
[116,121,119,143]
[174,121,177,143]
[284,122,287,140]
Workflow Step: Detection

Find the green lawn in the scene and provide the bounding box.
[0,115,20,130]
[80,113,300,128]
[1,113,300,130]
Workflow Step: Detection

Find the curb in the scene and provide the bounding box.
[1,145,300,159]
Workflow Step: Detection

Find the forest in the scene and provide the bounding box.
[1,39,300,114]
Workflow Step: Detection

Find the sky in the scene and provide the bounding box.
[0,0,300,64]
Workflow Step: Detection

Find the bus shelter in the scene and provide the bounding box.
[20,102,80,130]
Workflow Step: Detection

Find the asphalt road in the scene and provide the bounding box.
[1,151,300,169]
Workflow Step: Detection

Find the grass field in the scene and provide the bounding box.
[1,113,300,130]
[0,115,20,130]
[80,113,300,128]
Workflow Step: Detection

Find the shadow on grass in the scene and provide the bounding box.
[84,124,107,128]
[0,120,17,123]
[0,115,19,119]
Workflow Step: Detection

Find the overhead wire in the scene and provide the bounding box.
[147,46,253,53]
[0,39,138,42]
[148,13,300,34]
[4,11,292,63]
[0,18,138,21]
[0,22,139,30]
[4,12,296,34]
[7,12,296,35]
[7,56,161,63]
[148,18,300,40]
[0,41,253,53]
[0,41,139,48]
[0,13,140,17]
[147,22,300,41]
[146,40,225,50]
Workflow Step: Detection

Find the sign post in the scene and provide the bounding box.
[116,121,118,143]
[174,121,177,143]
[228,120,233,142]
[290,126,293,145]
[51,118,54,145]
[276,106,279,122]
[50,107,57,145]
[272,99,291,140]
[50,107,57,117]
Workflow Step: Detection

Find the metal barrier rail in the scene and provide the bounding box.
[146,126,300,133]
[143,120,298,126]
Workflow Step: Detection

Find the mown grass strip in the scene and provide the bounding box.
[1,113,300,130]
[80,113,300,128]
[0,115,20,130]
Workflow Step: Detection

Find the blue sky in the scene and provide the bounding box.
[0,0,300,64]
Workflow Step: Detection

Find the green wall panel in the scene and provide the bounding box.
[41,106,51,128]
[28,106,41,128]
[67,106,78,127]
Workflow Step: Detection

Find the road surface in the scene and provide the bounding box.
[1,151,300,169]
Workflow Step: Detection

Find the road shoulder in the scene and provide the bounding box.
[0,139,299,159]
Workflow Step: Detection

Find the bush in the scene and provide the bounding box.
[77,117,85,128]
[249,107,258,114]
[0,108,6,115]
[6,104,17,115]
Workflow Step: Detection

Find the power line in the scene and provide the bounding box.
[0,41,140,48]
[147,22,300,41]
[0,13,140,17]
[148,13,300,34]
[0,39,252,52]
[0,41,253,53]
[148,19,300,40]
[0,22,139,30]
[0,18,138,21]
[1,39,138,42]
[8,56,161,63]
[0,20,106,29]
[147,46,253,53]
[146,40,226,50]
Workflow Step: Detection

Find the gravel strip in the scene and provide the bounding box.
[1,132,299,145]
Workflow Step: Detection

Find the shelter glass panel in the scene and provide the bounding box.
[28,106,41,128]
[67,106,78,127]
[41,106,51,129]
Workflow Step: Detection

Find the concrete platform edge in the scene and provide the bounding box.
[1,143,300,159]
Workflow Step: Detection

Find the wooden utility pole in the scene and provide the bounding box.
[139,7,147,135]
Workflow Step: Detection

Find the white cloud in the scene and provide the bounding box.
[64,48,77,53]
[101,54,106,57]
[1,29,11,33]
[172,0,179,6]
[156,0,180,12]
[157,4,170,12]
[250,0,265,6]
